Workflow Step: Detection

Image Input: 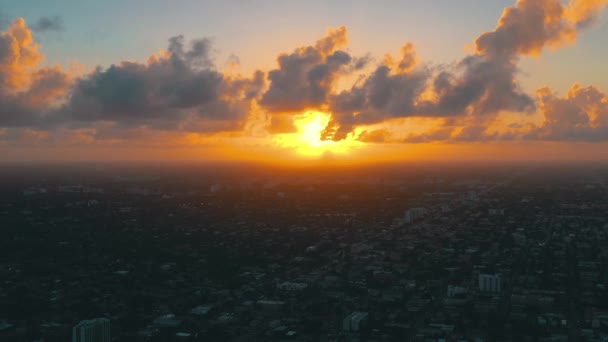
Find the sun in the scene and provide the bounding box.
[274,111,362,157]
[296,111,335,148]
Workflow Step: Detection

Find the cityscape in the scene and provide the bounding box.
[2,162,608,341]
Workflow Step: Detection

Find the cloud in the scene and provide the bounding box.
[31,16,64,33]
[322,45,534,141]
[358,129,392,143]
[525,84,608,141]
[0,18,264,137]
[266,114,298,134]
[322,0,608,142]
[476,0,608,58]
[401,83,608,144]
[322,59,431,140]
[0,18,71,127]
[259,26,356,113]
[566,0,608,29]
[383,42,418,73]
[64,35,265,132]
[0,18,44,91]
[404,126,456,144]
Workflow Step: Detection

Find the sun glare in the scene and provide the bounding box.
[274,111,362,157]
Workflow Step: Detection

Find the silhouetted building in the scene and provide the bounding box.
[72,318,110,342]
[479,274,502,293]
[343,312,369,332]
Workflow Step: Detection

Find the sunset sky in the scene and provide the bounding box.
[1,0,608,163]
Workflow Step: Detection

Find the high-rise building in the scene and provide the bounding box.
[72,318,111,342]
[479,274,502,293]
[343,312,369,332]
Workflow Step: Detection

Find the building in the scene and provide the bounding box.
[404,208,427,224]
[488,208,505,216]
[256,300,285,313]
[343,312,369,332]
[479,274,502,293]
[72,318,111,342]
[277,282,308,292]
[447,285,468,298]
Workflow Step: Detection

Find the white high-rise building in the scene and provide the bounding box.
[479,274,502,293]
[72,318,111,342]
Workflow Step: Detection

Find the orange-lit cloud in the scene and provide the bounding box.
[0,18,44,91]
[525,84,608,141]
[0,18,72,127]
[383,42,418,73]
[475,0,608,57]
[26,66,72,105]
[566,0,608,27]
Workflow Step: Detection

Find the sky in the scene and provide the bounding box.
[1,0,608,163]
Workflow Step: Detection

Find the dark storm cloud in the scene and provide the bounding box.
[31,16,64,33]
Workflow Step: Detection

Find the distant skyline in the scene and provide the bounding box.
[1,0,608,163]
